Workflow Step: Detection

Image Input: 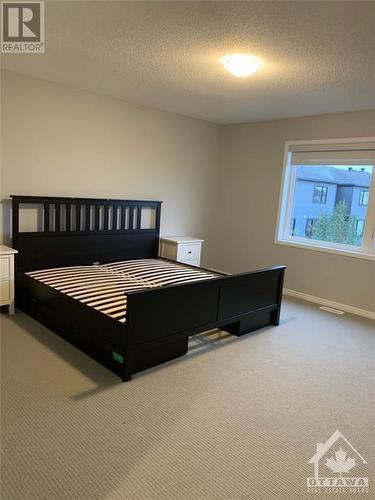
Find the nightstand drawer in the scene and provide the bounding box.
[177,244,201,262]
[0,281,10,304]
[0,258,10,281]
[159,236,203,268]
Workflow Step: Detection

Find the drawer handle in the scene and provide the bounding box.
[188,251,192,254]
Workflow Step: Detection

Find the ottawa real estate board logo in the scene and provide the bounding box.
[307,430,369,494]
[1,1,44,53]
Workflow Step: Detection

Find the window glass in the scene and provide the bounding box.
[288,165,373,247]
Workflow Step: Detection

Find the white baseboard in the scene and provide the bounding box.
[206,270,375,321]
[284,288,375,321]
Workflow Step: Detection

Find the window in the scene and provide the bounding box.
[276,139,375,259]
[359,190,369,206]
[312,186,327,204]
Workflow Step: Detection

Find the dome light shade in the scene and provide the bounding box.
[221,53,263,77]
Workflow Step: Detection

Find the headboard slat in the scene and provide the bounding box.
[104,205,109,230]
[85,205,91,232]
[136,206,142,230]
[94,205,100,231]
[55,204,61,232]
[43,203,50,232]
[66,203,71,232]
[113,205,118,231]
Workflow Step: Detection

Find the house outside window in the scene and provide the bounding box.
[276,138,375,259]
[359,190,369,206]
[312,185,328,204]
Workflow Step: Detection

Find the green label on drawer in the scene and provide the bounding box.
[112,351,124,363]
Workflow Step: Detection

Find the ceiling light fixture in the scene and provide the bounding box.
[221,53,263,77]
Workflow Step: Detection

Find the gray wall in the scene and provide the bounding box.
[210,111,375,312]
[1,71,220,266]
[2,72,374,312]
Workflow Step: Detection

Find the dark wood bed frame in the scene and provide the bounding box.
[12,195,286,382]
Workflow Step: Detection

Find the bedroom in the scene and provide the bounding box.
[0,1,374,499]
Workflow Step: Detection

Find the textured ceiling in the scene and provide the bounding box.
[2,1,375,124]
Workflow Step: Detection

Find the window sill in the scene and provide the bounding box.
[275,238,375,261]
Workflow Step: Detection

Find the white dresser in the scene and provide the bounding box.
[159,236,204,267]
[0,245,18,315]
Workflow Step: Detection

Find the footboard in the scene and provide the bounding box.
[217,266,285,335]
[124,266,286,380]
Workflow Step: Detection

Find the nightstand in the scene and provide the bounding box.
[159,236,204,267]
[0,245,18,315]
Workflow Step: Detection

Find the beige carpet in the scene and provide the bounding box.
[1,298,374,500]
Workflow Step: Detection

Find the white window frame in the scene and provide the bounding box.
[275,137,375,261]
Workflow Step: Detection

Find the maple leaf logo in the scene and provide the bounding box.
[325,448,357,477]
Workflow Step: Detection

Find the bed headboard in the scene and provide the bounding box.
[11,195,162,271]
